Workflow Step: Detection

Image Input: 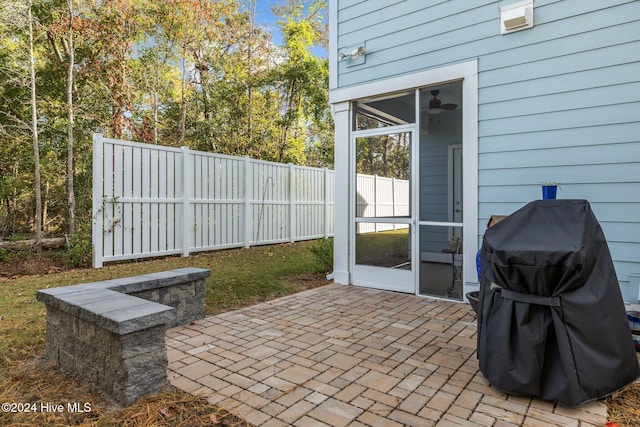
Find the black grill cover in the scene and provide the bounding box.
[477,199,639,407]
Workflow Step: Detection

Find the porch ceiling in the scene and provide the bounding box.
[166,284,606,426]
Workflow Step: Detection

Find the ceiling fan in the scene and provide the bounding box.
[429,90,458,114]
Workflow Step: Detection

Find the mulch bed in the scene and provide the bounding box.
[607,380,640,427]
[0,359,252,426]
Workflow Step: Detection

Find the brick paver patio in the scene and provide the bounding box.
[166,283,608,426]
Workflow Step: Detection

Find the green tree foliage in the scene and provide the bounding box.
[0,0,332,240]
[356,132,410,180]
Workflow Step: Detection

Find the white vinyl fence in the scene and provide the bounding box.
[92,134,408,267]
[356,174,410,234]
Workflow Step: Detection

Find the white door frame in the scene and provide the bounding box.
[331,60,479,300]
[448,144,463,240]
[350,124,417,294]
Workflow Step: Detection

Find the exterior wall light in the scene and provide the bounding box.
[338,43,366,65]
[501,0,534,34]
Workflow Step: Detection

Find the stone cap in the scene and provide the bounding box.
[37,268,211,299]
[36,268,210,334]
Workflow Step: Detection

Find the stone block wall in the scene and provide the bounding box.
[127,278,206,327]
[36,268,210,406]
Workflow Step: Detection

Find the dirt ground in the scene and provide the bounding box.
[0,252,68,278]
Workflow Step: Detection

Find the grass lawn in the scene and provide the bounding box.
[355,228,409,267]
[0,240,331,426]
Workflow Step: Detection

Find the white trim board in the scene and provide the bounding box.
[330,60,478,104]
[328,0,338,91]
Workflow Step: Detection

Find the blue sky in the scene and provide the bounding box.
[246,1,328,58]
[253,1,283,44]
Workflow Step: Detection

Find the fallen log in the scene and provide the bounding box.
[0,237,67,251]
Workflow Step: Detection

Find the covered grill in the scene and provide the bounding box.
[477,199,639,407]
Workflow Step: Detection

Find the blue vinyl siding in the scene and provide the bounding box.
[419,127,458,253]
[335,0,640,284]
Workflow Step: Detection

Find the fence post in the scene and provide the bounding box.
[244,157,252,248]
[374,174,378,232]
[92,133,104,268]
[181,146,191,257]
[289,163,295,243]
[324,167,330,238]
[392,177,397,231]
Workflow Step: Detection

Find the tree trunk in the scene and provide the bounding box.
[43,181,49,232]
[0,237,66,251]
[153,59,158,145]
[247,0,255,149]
[28,0,42,252]
[200,69,210,121]
[382,135,389,177]
[179,54,187,146]
[66,0,76,235]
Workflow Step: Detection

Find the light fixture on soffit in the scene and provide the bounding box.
[428,90,458,114]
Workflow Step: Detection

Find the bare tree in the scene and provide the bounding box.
[66,0,75,235]
[179,55,187,146]
[28,0,42,251]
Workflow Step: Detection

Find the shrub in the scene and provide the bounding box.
[64,226,93,268]
[309,237,333,273]
[0,249,10,263]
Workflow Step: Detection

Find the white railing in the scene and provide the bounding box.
[92,134,406,267]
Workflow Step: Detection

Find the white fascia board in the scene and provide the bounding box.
[329,0,338,91]
[329,60,478,104]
